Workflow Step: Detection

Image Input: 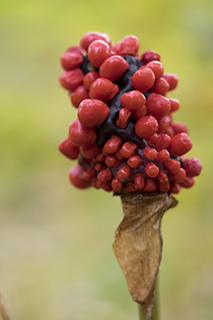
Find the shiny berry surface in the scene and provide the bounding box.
[59,31,202,194]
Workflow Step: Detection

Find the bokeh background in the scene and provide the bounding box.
[0,0,213,319]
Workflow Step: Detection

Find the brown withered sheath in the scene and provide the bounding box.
[112,192,177,320]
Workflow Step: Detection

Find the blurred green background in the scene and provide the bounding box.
[0,0,212,319]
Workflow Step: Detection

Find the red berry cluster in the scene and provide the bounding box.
[58,31,202,195]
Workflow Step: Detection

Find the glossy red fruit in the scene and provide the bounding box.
[156,149,170,162]
[169,98,180,112]
[169,181,181,194]
[58,137,79,160]
[120,90,146,111]
[114,35,139,56]
[141,50,161,64]
[145,162,159,178]
[111,178,123,193]
[131,105,147,120]
[70,85,89,108]
[143,61,164,79]
[103,135,123,154]
[97,168,112,182]
[135,115,158,140]
[153,134,171,151]
[80,143,100,159]
[117,165,131,182]
[171,122,188,134]
[83,71,99,91]
[60,52,83,71]
[116,108,131,129]
[169,133,192,157]
[78,99,109,126]
[59,69,84,91]
[163,73,178,91]
[127,155,142,168]
[80,31,111,50]
[121,141,137,158]
[89,78,119,101]
[151,77,170,96]
[183,158,202,177]
[180,177,195,188]
[158,115,172,134]
[169,168,186,183]
[69,119,97,147]
[69,164,91,189]
[164,159,181,174]
[88,40,111,68]
[143,146,158,160]
[131,68,155,93]
[105,155,120,167]
[143,179,157,192]
[99,55,129,81]
[146,93,171,119]
[134,173,145,189]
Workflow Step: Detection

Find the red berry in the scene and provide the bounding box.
[169,98,180,112]
[171,122,188,134]
[82,168,96,181]
[180,177,195,188]
[97,168,112,182]
[96,153,106,163]
[156,149,170,162]
[121,141,137,159]
[158,114,172,134]
[68,164,91,189]
[114,35,139,56]
[134,173,145,189]
[143,146,158,160]
[157,180,170,192]
[143,61,164,79]
[80,143,100,159]
[59,69,84,91]
[126,181,137,193]
[153,134,171,151]
[69,119,97,147]
[67,45,85,55]
[58,137,79,160]
[145,162,159,178]
[70,85,89,108]
[88,40,111,68]
[131,68,155,93]
[60,52,83,71]
[164,159,180,174]
[120,90,146,111]
[169,168,186,183]
[183,158,202,177]
[89,78,119,101]
[163,73,178,91]
[169,182,181,194]
[141,50,161,64]
[127,155,142,168]
[131,105,147,120]
[78,99,109,126]
[105,155,120,167]
[99,55,129,81]
[80,31,111,50]
[83,71,99,91]
[135,115,158,140]
[95,162,106,172]
[143,179,157,192]
[117,165,131,182]
[114,149,125,161]
[151,77,170,96]
[103,135,123,154]
[116,108,131,129]
[146,93,171,119]
[169,133,192,157]
[111,178,123,193]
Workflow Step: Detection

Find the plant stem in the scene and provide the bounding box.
[138,275,160,320]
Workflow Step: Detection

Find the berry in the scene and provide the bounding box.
[114,35,139,56]
[70,85,89,108]
[120,90,146,111]
[80,31,111,50]
[180,177,195,188]
[143,179,157,192]
[97,168,112,182]
[145,162,159,178]
[141,50,161,64]
[80,143,100,159]
[117,165,131,182]
[103,135,123,154]
[163,73,178,91]
[78,99,109,126]
[105,155,120,167]
[89,78,119,101]
[143,61,164,79]
[171,122,188,134]
[156,149,170,162]
[131,105,147,120]
[69,119,97,147]
[99,55,129,81]
[59,69,84,91]
[169,182,181,194]
[127,155,142,168]
[146,93,171,119]
[169,98,180,112]
[131,68,155,93]
[151,77,170,96]
[143,146,158,160]
[60,52,83,71]
[164,159,180,174]
[111,178,123,193]
[153,134,171,151]
[116,108,131,129]
[134,173,145,189]
[121,141,137,159]
[169,168,186,183]
[83,71,99,91]
[135,115,158,140]
[58,137,79,160]
[69,164,91,189]
[88,40,111,68]
[169,133,192,157]
[83,168,96,181]
[182,158,202,177]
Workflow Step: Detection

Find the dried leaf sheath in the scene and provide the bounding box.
[112,193,177,320]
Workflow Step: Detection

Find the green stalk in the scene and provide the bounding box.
[138,276,160,320]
